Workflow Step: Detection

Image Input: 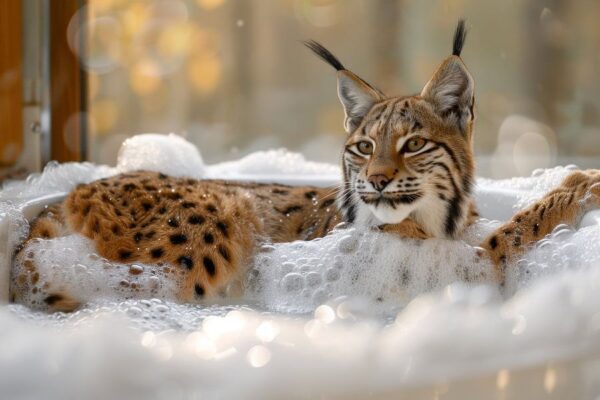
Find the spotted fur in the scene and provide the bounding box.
[11,173,341,312]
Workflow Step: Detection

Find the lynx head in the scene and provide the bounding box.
[306,20,476,238]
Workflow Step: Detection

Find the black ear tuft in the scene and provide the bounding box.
[452,19,467,57]
[305,39,383,132]
[303,40,345,71]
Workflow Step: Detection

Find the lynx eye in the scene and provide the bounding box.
[404,137,427,153]
[356,141,374,155]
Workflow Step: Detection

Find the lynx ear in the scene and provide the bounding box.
[336,70,383,132]
[421,19,474,133]
[304,40,383,133]
[421,57,474,130]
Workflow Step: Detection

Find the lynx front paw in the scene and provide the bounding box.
[582,182,600,210]
[558,170,600,212]
[377,219,430,240]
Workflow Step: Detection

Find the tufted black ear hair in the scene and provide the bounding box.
[304,40,384,133]
[420,19,475,133]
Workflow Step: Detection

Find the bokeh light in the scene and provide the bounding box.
[157,23,193,58]
[314,304,335,324]
[544,366,557,394]
[255,321,280,342]
[496,369,510,390]
[122,3,150,38]
[141,331,156,347]
[132,21,188,76]
[187,55,222,94]
[246,345,271,368]
[196,0,226,10]
[294,0,340,27]
[513,131,552,175]
[129,58,162,95]
[68,7,123,74]
[490,115,558,178]
[90,99,119,134]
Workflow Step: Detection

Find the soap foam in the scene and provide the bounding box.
[478,165,579,212]
[0,161,115,201]
[206,148,340,178]
[247,224,498,314]
[116,133,206,178]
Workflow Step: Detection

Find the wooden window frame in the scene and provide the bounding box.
[0,0,24,167]
[49,0,88,163]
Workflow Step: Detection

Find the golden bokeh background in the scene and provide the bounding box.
[79,0,600,178]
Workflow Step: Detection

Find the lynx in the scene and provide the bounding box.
[12,21,600,312]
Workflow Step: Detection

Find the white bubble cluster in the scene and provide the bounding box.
[478,165,578,212]
[506,222,600,293]
[0,161,115,201]
[0,203,29,300]
[246,225,497,314]
[116,133,206,178]
[205,148,340,182]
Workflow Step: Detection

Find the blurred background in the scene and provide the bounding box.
[1,0,600,180]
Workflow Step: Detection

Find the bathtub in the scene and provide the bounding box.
[1,136,600,399]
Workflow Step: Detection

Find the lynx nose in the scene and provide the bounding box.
[368,174,391,192]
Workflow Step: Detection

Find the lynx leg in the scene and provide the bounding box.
[480,170,600,284]
[11,205,82,312]
[378,218,431,240]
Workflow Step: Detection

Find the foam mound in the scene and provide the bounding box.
[117,133,206,178]
[206,148,339,178]
[247,224,498,314]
